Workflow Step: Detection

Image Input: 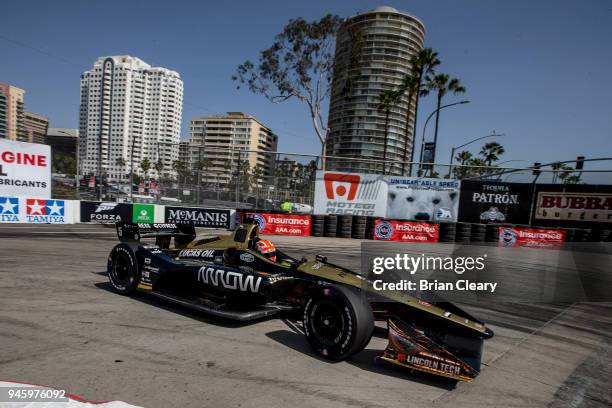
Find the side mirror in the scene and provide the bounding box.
[315,254,327,263]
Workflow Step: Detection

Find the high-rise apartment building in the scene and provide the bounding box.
[0,82,26,141]
[23,112,49,144]
[187,112,278,186]
[325,6,425,175]
[78,56,183,182]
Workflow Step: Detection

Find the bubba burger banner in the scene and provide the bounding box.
[314,171,387,217]
[0,139,51,198]
[373,219,439,242]
[534,184,612,226]
[243,212,311,236]
[458,180,533,224]
[498,227,566,249]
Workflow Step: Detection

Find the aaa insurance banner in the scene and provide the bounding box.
[243,212,311,236]
[498,227,566,249]
[313,171,387,217]
[373,219,439,242]
[0,139,51,198]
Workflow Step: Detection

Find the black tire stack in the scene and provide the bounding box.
[351,216,367,239]
[573,228,591,242]
[455,222,472,243]
[470,223,487,243]
[310,215,325,237]
[485,223,502,243]
[324,215,338,238]
[337,215,353,239]
[589,228,611,242]
[364,217,377,240]
[438,222,456,243]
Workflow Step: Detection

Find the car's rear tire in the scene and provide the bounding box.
[302,285,374,360]
[108,244,140,295]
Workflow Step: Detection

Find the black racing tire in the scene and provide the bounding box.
[303,285,374,360]
[107,244,140,295]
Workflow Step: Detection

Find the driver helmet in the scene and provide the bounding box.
[255,239,277,262]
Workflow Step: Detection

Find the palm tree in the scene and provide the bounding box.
[399,74,420,174]
[467,157,487,178]
[140,158,151,182]
[453,150,472,179]
[427,74,466,166]
[479,142,505,167]
[377,89,402,174]
[405,48,440,175]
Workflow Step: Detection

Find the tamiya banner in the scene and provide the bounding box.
[498,227,566,249]
[0,139,51,198]
[165,206,232,228]
[80,201,133,224]
[386,177,460,222]
[0,196,72,223]
[458,180,533,224]
[534,187,612,226]
[243,212,311,236]
[373,219,439,242]
[313,171,387,217]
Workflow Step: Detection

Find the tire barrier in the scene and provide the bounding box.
[311,214,325,237]
[470,223,487,242]
[455,222,472,243]
[337,214,353,239]
[365,216,377,240]
[351,216,367,239]
[438,222,456,243]
[324,215,338,238]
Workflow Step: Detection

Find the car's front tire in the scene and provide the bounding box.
[107,244,140,295]
[303,285,374,360]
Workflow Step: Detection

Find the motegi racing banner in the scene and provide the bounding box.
[244,212,311,236]
[498,227,566,249]
[0,139,51,198]
[373,219,438,242]
[313,171,387,217]
[386,177,460,222]
[534,184,612,226]
[458,180,533,224]
[165,206,231,228]
[80,201,133,224]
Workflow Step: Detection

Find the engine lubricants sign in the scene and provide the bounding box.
[0,139,51,198]
[243,212,311,236]
[313,171,387,216]
[458,180,533,224]
[386,177,460,222]
[80,201,132,224]
[373,219,439,242]
[498,227,566,249]
[535,191,612,224]
[165,206,231,228]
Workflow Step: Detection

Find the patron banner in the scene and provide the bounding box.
[0,139,51,198]
[80,201,132,224]
[165,206,232,228]
[313,171,387,217]
[243,212,311,236]
[458,180,533,224]
[386,177,461,222]
[498,226,566,249]
[373,219,439,242]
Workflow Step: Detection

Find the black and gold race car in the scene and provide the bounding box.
[108,223,493,382]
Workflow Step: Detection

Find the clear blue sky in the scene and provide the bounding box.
[2,0,611,182]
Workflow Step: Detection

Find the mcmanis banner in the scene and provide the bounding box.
[165,206,232,228]
[533,184,612,227]
[458,180,533,224]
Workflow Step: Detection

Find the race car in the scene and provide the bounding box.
[107,222,494,382]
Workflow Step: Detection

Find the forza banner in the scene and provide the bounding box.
[498,226,566,249]
[373,219,439,242]
[165,206,231,228]
[458,180,533,224]
[313,171,387,217]
[0,139,51,198]
[386,177,460,222]
[80,201,132,224]
[243,212,311,236]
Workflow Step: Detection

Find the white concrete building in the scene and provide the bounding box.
[78,55,183,182]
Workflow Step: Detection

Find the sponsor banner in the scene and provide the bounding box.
[80,201,132,224]
[0,196,20,223]
[458,180,533,224]
[373,219,438,242]
[0,196,72,223]
[0,139,51,198]
[243,212,311,236]
[132,203,155,223]
[386,177,460,222]
[498,227,566,249]
[165,206,231,228]
[535,189,612,225]
[313,171,387,217]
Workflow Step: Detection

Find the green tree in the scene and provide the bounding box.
[140,158,151,182]
[398,74,420,174]
[233,15,344,159]
[452,150,472,179]
[377,89,402,174]
[479,142,505,166]
[427,74,466,165]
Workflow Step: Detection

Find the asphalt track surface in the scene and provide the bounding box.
[0,224,611,408]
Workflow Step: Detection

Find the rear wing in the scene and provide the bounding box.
[116,223,196,247]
